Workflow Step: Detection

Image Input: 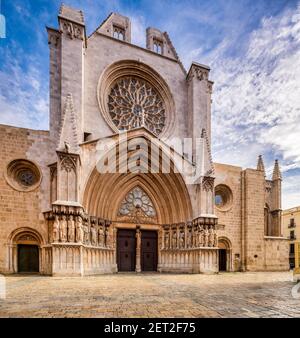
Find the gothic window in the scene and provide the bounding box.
[108,77,166,135]
[153,39,163,54]
[118,187,156,219]
[113,25,125,40]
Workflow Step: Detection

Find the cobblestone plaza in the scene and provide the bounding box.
[0,272,299,318]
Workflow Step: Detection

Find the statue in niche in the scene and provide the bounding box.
[98,226,105,247]
[192,227,197,248]
[179,230,184,249]
[204,225,209,247]
[105,227,110,248]
[60,215,68,242]
[172,229,177,249]
[83,221,89,244]
[213,229,218,247]
[208,225,214,247]
[197,226,202,247]
[76,216,84,243]
[200,227,204,247]
[187,228,192,248]
[91,224,97,246]
[53,215,60,242]
[68,215,75,242]
[164,231,169,249]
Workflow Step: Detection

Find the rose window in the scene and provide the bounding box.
[118,187,156,218]
[5,159,41,192]
[107,77,166,135]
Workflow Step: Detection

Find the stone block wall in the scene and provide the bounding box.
[0,125,51,273]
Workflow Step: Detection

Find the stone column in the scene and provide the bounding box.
[135,226,141,273]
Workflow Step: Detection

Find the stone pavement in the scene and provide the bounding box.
[0,271,299,318]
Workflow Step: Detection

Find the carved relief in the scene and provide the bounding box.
[60,20,84,40]
[202,176,214,192]
[161,219,218,251]
[68,215,75,242]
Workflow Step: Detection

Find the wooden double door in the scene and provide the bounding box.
[117,229,157,272]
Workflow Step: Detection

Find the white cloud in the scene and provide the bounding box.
[186,3,300,208]
[0,46,48,130]
[209,4,300,169]
[130,15,146,48]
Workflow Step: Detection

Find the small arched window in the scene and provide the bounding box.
[113,25,125,41]
[153,39,163,54]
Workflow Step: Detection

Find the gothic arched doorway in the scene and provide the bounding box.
[116,186,159,272]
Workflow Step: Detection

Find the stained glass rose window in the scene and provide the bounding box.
[108,77,166,136]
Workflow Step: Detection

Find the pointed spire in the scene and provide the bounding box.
[58,93,80,153]
[257,155,265,175]
[272,159,282,180]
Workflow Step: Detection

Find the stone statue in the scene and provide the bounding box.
[164,231,169,249]
[204,225,209,247]
[172,230,177,249]
[208,226,214,247]
[187,229,192,248]
[179,230,184,249]
[59,215,67,242]
[91,224,97,246]
[98,226,105,247]
[192,227,197,248]
[83,221,89,244]
[75,216,84,243]
[68,215,75,242]
[105,227,110,248]
[53,215,60,242]
[213,230,218,247]
[197,227,202,248]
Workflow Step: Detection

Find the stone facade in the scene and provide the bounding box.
[0,5,289,276]
[283,206,300,269]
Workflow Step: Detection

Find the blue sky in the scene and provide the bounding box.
[0,0,300,208]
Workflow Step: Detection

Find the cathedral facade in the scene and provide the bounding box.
[0,5,289,276]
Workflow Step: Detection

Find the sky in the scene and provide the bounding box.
[0,0,300,209]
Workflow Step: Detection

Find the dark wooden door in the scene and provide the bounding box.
[219,249,227,271]
[141,231,157,271]
[18,245,39,273]
[117,230,136,271]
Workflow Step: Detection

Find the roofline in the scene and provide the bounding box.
[88,31,185,72]
[0,123,49,133]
